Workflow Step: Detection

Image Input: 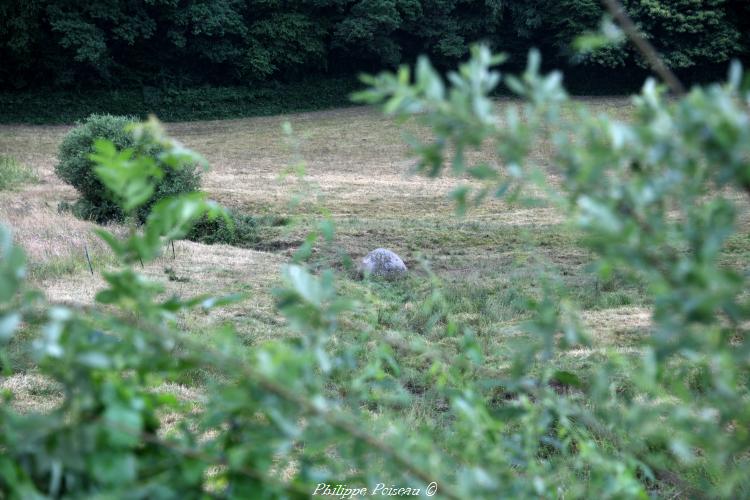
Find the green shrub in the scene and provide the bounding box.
[185,212,260,247]
[0,155,37,190]
[55,114,201,223]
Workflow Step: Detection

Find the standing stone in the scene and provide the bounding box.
[361,248,407,278]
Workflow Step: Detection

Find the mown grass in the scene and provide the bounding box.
[1,100,749,495]
[0,99,698,387]
[26,249,119,282]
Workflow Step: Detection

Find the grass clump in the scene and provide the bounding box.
[0,155,37,190]
[185,212,261,247]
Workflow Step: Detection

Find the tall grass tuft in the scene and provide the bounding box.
[0,155,37,190]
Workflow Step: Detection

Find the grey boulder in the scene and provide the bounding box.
[360,248,407,278]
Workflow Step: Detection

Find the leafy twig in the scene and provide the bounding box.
[113,312,461,500]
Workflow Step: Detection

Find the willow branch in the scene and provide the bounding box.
[101,310,462,500]
[136,429,311,497]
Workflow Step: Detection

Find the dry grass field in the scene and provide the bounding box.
[2,99,749,415]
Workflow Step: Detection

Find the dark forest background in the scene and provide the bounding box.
[2,0,749,122]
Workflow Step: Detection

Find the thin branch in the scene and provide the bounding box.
[135,429,311,497]
[251,373,456,497]
[95,310,461,500]
[601,0,685,95]
[194,340,461,499]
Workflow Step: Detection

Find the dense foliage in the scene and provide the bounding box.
[1,0,746,92]
[55,114,201,224]
[356,46,750,495]
[1,46,749,497]
[0,78,360,125]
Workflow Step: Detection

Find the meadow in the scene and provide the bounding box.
[2,96,749,496]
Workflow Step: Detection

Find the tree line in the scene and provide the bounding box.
[1,0,748,91]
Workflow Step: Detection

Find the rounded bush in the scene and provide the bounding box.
[55,114,201,223]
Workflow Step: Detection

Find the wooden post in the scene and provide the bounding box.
[84,244,94,275]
